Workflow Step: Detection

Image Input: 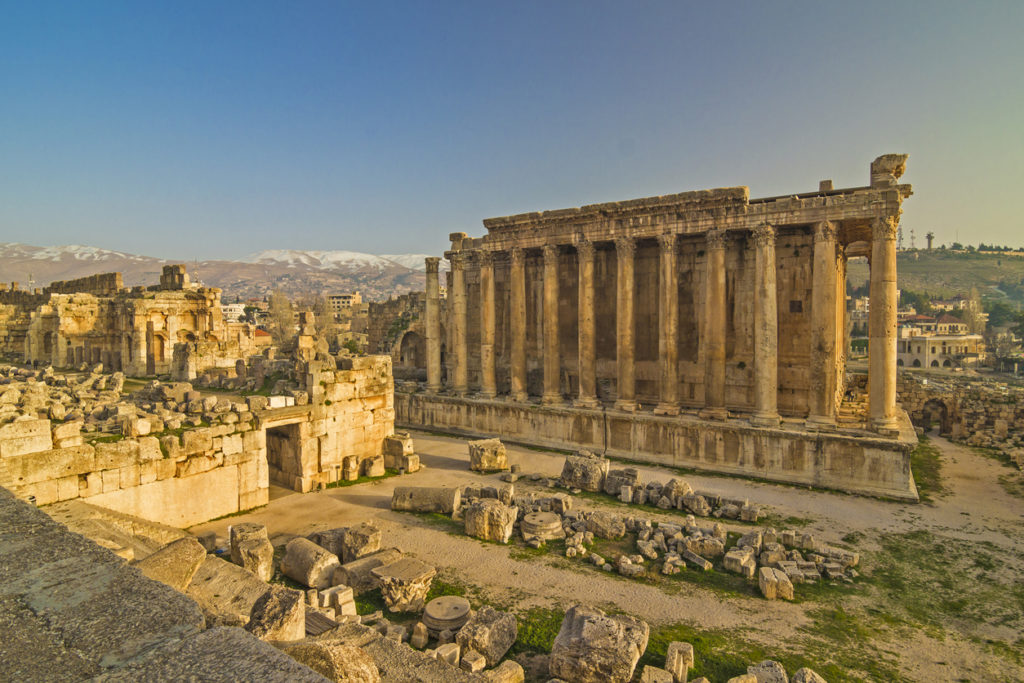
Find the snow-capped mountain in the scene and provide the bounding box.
[0,243,442,301]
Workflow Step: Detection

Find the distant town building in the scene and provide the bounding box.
[327,292,362,314]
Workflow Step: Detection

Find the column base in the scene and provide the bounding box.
[510,391,528,403]
[425,384,442,394]
[653,403,680,416]
[614,399,637,412]
[574,397,600,409]
[871,416,901,437]
[805,415,837,431]
[750,413,780,428]
[542,394,564,406]
[477,390,497,400]
[699,407,729,421]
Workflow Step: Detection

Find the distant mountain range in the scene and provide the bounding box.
[0,243,448,302]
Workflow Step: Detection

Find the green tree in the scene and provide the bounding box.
[267,290,295,346]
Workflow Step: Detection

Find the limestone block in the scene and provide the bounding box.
[682,494,711,516]
[641,666,674,683]
[221,433,243,456]
[586,510,626,540]
[549,604,650,683]
[384,432,414,456]
[370,557,436,612]
[747,660,789,683]
[464,499,518,544]
[410,621,429,649]
[790,667,828,683]
[665,641,694,682]
[118,464,141,489]
[342,455,359,481]
[341,522,382,563]
[726,676,757,683]
[229,523,274,582]
[0,418,52,458]
[435,642,461,665]
[309,528,348,558]
[391,486,461,514]
[333,548,402,595]
[281,537,341,589]
[723,547,756,579]
[182,428,214,455]
[56,474,79,501]
[482,661,526,683]
[133,537,206,592]
[362,454,385,477]
[758,567,793,601]
[455,605,517,667]
[94,440,139,471]
[558,453,609,492]
[245,585,305,643]
[468,438,508,471]
[604,467,642,496]
[101,468,120,493]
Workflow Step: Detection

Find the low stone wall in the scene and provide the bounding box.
[396,391,919,500]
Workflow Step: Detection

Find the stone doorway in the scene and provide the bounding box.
[266,423,302,489]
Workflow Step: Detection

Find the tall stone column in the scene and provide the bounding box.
[450,251,469,395]
[808,221,839,427]
[425,257,442,392]
[509,248,527,401]
[575,240,598,407]
[479,250,497,398]
[655,233,680,415]
[701,228,728,420]
[542,245,562,405]
[750,225,780,427]
[614,237,637,412]
[869,216,899,433]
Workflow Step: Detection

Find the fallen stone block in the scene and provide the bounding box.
[245,585,305,644]
[641,665,674,682]
[280,537,341,590]
[790,667,828,683]
[483,660,526,683]
[371,557,436,612]
[410,621,429,649]
[464,499,518,544]
[133,537,206,592]
[549,604,649,683]
[362,455,385,477]
[681,550,712,571]
[283,641,381,682]
[665,641,694,682]
[747,659,789,683]
[586,510,626,540]
[391,486,461,514]
[341,523,382,563]
[333,548,402,595]
[460,649,487,673]
[468,438,509,471]
[757,567,794,601]
[559,453,609,492]
[604,467,642,496]
[435,642,461,665]
[229,523,274,582]
[456,605,518,667]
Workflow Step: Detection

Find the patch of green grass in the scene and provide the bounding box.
[910,435,944,503]
[86,433,126,444]
[971,446,1024,500]
[508,607,565,657]
[325,468,401,489]
[841,531,864,546]
[425,578,469,602]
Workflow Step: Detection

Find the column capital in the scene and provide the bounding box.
[450,251,470,268]
[614,236,636,257]
[656,232,677,250]
[751,224,776,247]
[425,256,440,274]
[478,250,495,268]
[706,228,727,250]
[871,216,898,242]
[814,221,838,243]
[543,244,559,264]
[576,240,595,259]
[510,246,524,265]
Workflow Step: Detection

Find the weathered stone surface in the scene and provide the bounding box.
[456,606,517,667]
[468,438,508,471]
[436,642,461,665]
[309,527,349,558]
[230,522,274,582]
[423,595,473,636]
[559,454,609,492]
[282,537,342,590]
[747,659,789,683]
[757,567,794,601]
[285,642,381,682]
[463,499,518,544]
[604,467,641,496]
[549,605,649,683]
[371,557,436,612]
[333,548,402,595]
[410,621,429,648]
[641,665,674,682]
[790,667,828,683]
[391,486,462,514]
[133,536,206,592]
[665,641,694,682]
[586,510,626,540]
[245,585,306,643]
[186,556,271,626]
[461,649,487,673]
[341,523,382,563]
[520,511,565,542]
[483,660,525,683]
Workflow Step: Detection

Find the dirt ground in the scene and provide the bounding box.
[190,431,1024,682]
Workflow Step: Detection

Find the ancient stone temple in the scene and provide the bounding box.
[398,155,920,499]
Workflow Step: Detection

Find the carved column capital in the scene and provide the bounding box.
[872,216,898,242]
[814,221,838,243]
[705,228,727,250]
[509,247,524,266]
[576,240,595,259]
[656,232,677,250]
[614,236,636,257]
[425,256,440,274]
[449,251,469,269]
[751,224,776,248]
[543,244,559,265]
[478,250,495,268]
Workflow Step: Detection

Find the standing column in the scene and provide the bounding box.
[575,240,598,407]
[450,251,469,395]
[701,228,728,420]
[614,237,636,412]
[479,251,497,397]
[869,216,899,432]
[425,257,442,391]
[751,225,780,426]
[509,247,527,401]
[808,222,839,427]
[542,245,562,405]
[655,233,680,415]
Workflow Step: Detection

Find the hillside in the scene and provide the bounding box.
[847,250,1024,304]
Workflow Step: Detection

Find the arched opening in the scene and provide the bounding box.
[42,332,53,356]
[126,335,133,362]
[912,359,921,367]
[922,398,951,435]
[930,360,939,367]
[942,359,952,368]
[398,330,425,368]
[897,358,904,367]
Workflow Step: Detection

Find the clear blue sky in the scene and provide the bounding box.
[1,1,1021,259]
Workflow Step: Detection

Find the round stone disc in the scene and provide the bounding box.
[423,595,471,630]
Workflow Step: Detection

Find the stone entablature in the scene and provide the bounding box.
[426,155,911,436]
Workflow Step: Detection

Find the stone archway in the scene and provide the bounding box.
[398,330,425,368]
[922,398,952,435]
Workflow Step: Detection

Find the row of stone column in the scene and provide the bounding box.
[424,220,898,430]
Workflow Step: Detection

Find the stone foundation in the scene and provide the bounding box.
[397,391,919,501]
